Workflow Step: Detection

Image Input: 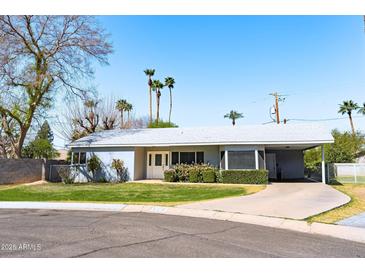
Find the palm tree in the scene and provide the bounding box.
[358,102,365,115]
[144,69,155,126]
[116,99,128,128]
[165,77,175,125]
[224,110,244,126]
[338,100,359,135]
[152,80,164,125]
[125,102,133,126]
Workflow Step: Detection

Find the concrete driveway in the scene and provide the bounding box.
[178,183,351,219]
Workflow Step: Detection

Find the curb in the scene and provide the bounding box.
[1,202,365,244]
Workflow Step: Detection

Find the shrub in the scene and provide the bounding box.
[111,159,128,182]
[174,164,191,182]
[164,169,177,182]
[58,166,78,184]
[87,154,101,180]
[188,168,201,183]
[202,169,216,183]
[221,169,268,184]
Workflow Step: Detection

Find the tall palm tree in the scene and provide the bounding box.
[152,80,164,125]
[116,99,128,128]
[224,110,244,126]
[165,77,175,125]
[125,102,133,125]
[144,69,155,126]
[338,100,359,135]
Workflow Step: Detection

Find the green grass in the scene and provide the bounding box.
[335,176,365,184]
[0,182,265,206]
[307,183,365,224]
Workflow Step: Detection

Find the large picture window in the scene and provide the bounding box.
[171,151,204,165]
[179,152,195,164]
[227,151,255,169]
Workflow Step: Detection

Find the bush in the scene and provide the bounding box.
[164,169,177,182]
[57,166,78,184]
[221,169,268,184]
[111,159,128,182]
[174,164,191,182]
[202,169,216,183]
[188,168,201,183]
[169,163,218,183]
[87,154,101,180]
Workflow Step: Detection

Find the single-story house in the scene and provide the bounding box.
[68,123,333,183]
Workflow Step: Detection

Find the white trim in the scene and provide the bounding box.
[224,150,228,170]
[321,145,326,184]
[255,149,259,170]
[68,140,334,148]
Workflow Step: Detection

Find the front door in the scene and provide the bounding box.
[265,153,277,180]
[147,151,169,179]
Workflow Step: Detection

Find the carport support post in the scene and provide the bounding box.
[321,145,326,184]
[224,150,228,170]
[255,149,259,170]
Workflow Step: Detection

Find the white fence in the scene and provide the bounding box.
[333,163,365,184]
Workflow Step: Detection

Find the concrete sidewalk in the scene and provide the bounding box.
[0,201,364,245]
[178,183,351,219]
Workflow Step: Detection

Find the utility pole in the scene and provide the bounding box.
[269,92,286,124]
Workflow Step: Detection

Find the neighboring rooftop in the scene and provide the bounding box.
[69,123,334,148]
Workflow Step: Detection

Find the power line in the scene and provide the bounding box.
[287,115,365,122]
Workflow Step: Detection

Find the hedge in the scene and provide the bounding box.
[221,169,268,184]
[188,169,201,183]
[202,170,216,183]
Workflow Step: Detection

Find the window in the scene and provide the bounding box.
[165,154,169,166]
[172,152,179,165]
[80,152,87,164]
[72,152,87,165]
[155,154,162,166]
[72,152,79,165]
[149,154,152,166]
[179,152,195,164]
[258,151,265,169]
[228,151,255,169]
[196,152,204,164]
[171,151,205,165]
[220,151,225,169]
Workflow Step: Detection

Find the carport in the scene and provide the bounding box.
[265,144,327,183]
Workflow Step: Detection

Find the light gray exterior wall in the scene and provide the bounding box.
[72,147,136,181]
[273,150,304,179]
[134,147,146,180]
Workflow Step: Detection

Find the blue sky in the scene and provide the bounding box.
[54,16,365,147]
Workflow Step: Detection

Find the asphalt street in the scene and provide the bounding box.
[0,209,365,257]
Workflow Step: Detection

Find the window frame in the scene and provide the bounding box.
[170,151,205,165]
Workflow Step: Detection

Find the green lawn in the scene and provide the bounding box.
[0,182,265,206]
[307,183,365,224]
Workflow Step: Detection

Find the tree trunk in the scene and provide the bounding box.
[120,111,124,129]
[349,113,355,135]
[128,111,130,126]
[169,88,172,125]
[156,90,160,125]
[14,126,27,158]
[148,77,152,126]
[232,119,235,126]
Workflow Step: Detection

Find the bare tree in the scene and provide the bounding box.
[55,96,121,142]
[0,16,112,158]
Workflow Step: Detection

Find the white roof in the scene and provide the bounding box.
[69,123,334,148]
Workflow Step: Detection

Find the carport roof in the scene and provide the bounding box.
[69,123,334,148]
